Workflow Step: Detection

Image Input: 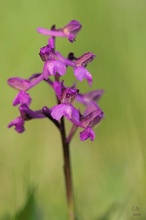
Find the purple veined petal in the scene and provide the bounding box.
[7,77,30,91]
[81,106,104,128]
[83,102,104,128]
[83,102,102,116]
[19,104,34,120]
[52,60,66,76]
[19,104,45,120]
[81,109,100,127]
[8,74,44,92]
[43,60,66,79]
[8,105,45,133]
[37,20,81,42]
[61,87,79,104]
[8,116,25,133]
[75,52,96,67]
[39,45,52,62]
[51,103,80,125]
[13,91,32,106]
[63,20,82,42]
[74,66,92,86]
[39,38,55,62]
[90,110,104,128]
[52,81,79,104]
[76,89,104,105]
[80,127,95,141]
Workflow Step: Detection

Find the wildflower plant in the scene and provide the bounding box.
[8,20,104,220]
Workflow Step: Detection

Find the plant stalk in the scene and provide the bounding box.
[60,117,75,220]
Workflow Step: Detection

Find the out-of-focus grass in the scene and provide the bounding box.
[0,0,146,219]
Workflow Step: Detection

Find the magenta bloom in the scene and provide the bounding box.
[13,90,32,106]
[74,67,92,86]
[50,102,104,141]
[8,20,104,141]
[43,59,66,79]
[8,104,45,133]
[37,20,82,42]
[50,82,104,141]
[80,127,95,141]
[8,116,25,133]
[51,80,79,104]
[74,52,96,86]
[51,104,80,125]
[55,51,95,85]
[76,89,104,105]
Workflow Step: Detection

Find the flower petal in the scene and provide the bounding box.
[83,102,101,116]
[63,20,82,42]
[37,20,81,42]
[13,91,32,106]
[80,127,95,141]
[43,60,66,79]
[7,77,30,91]
[39,37,55,62]
[61,87,79,104]
[81,107,104,128]
[76,90,104,105]
[74,66,92,86]
[75,52,96,67]
[39,45,52,62]
[8,117,25,133]
[19,104,45,120]
[82,102,104,128]
[51,104,80,125]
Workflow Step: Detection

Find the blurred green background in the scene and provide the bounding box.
[0,0,146,219]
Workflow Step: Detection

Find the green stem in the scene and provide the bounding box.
[60,117,75,220]
[54,74,75,219]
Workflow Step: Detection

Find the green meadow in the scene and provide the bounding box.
[0,0,146,219]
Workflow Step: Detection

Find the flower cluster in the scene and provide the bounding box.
[8,20,104,141]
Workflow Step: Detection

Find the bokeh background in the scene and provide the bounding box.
[1,0,146,219]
